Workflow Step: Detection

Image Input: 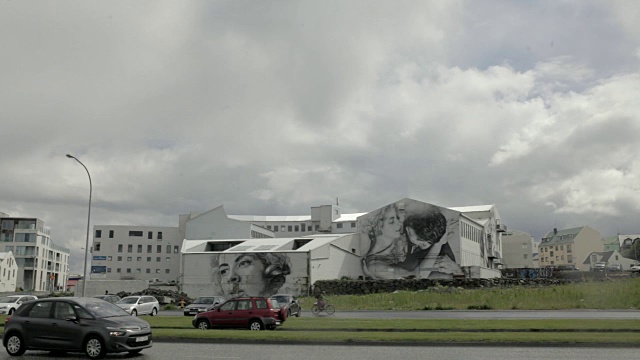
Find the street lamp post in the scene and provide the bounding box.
[66,154,92,297]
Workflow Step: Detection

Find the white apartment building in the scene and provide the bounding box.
[0,216,70,291]
[501,230,538,268]
[0,251,18,292]
[90,226,181,283]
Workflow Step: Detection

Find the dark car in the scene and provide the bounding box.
[3,297,152,359]
[92,295,121,304]
[554,265,579,272]
[271,294,301,317]
[192,297,287,330]
[606,264,623,272]
[183,296,225,316]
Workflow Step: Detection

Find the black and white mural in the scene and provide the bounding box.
[360,200,464,279]
[201,252,308,298]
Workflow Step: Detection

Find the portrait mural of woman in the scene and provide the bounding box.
[211,252,292,298]
[362,202,463,279]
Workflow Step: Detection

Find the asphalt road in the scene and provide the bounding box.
[164,309,640,319]
[0,343,635,360]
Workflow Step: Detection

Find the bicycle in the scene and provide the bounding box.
[311,301,335,315]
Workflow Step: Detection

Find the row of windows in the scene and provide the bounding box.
[98,244,179,254]
[541,245,572,252]
[542,255,573,262]
[113,268,171,274]
[95,230,163,240]
[461,222,482,243]
[265,222,356,233]
[105,256,172,262]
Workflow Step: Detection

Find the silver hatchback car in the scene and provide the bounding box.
[115,296,159,316]
[3,297,152,358]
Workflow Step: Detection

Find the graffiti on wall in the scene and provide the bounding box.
[361,202,463,280]
[209,252,307,297]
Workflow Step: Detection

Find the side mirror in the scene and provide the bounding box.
[65,316,79,323]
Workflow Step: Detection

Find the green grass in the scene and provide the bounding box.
[301,278,640,310]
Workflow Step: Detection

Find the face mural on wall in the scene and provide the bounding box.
[211,252,292,298]
[361,202,463,279]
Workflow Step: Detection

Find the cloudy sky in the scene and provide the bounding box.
[1,1,639,273]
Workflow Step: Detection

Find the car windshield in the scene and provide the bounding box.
[117,297,140,304]
[78,300,131,318]
[272,296,289,305]
[0,297,19,303]
[194,297,214,304]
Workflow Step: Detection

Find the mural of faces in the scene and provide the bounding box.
[211,252,291,298]
[362,202,462,280]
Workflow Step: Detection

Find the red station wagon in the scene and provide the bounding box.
[192,297,287,330]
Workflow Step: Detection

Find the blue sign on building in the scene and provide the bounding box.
[93,256,107,261]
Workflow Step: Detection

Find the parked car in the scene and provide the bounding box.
[192,297,287,330]
[607,264,623,272]
[116,296,159,316]
[592,262,607,271]
[554,265,579,272]
[92,294,121,304]
[2,297,152,358]
[183,296,225,316]
[0,295,38,315]
[631,264,640,273]
[271,294,301,317]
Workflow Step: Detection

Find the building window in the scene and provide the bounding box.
[315,225,319,231]
[337,223,343,229]
[137,257,142,261]
[165,269,170,274]
[147,245,152,253]
[273,225,278,232]
[106,268,111,273]
[148,231,152,239]
[107,256,112,261]
[555,246,558,251]
[567,245,572,253]
[157,245,161,253]
[137,245,142,253]
[127,245,132,253]
[156,257,161,262]
[136,268,141,273]
[293,225,298,232]
[117,256,122,261]
[351,222,356,228]
[550,251,554,256]
[287,225,292,232]
[94,242,101,252]
[127,257,132,261]
[165,257,170,262]
[117,244,123,253]
[109,230,114,238]
[158,232,163,240]
[126,268,131,273]
[560,245,563,250]
[174,246,179,254]
[146,268,151,273]
[146,257,151,262]
[116,268,121,273]
[155,269,160,274]
[523,254,528,259]
[95,230,102,238]
[129,231,143,237]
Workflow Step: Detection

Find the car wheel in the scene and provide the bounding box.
[5,332,26,356]
[7,308,14,316]
[249,320,263,331]
[151,308,158,316]
[131,309,137,316]
[84,335,106,359]
[295,309,301,317]
[197,319,210,330]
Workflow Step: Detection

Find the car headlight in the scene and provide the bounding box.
[107,327,128,337]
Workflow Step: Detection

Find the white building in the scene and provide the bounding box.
[180,198,506,298]
[0,216,70,291]
[0,251,18,292]
[501,230,538,268]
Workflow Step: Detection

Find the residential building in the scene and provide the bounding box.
[583,250,636,270]
[0,251,18,292]
[90,226,180,283]
[538,226,601,270]
[0,216,70,291]
[501,230,537,268]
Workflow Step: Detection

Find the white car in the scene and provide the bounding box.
[0,295,38,315]
[116,295,160,316]
[630,264,640,273]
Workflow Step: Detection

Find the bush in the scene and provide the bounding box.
[467,304,493,310]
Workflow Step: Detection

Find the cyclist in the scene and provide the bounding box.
[315,292,328,310]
